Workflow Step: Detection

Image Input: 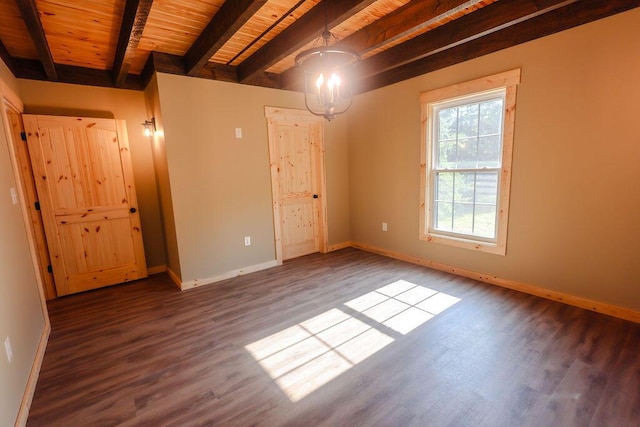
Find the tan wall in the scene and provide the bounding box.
[347,9,640,311]
[144,76,181,278]
[0,62,18,98]
[154,73,350,282]
[16,79,166,270]
[0,61,46,427]
[324,116,351,246]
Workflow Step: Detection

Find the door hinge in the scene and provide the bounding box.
[34,201,40,210]
[20,131,26,141]
[47,265,53,273]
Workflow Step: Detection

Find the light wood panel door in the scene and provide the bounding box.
[280,123,319,259]
[24,115,147,296]
[266,107,327,261]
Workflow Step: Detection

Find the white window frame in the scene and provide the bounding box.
[419,69,520,255]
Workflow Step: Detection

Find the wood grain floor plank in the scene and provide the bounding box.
[27,248,640,426]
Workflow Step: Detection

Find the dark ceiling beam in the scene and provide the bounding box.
[356,0,580,80]
[15,0,57,81]
[279,0,477,91]
[10,58,45,80]
[339,0,475,54]
[112,0,154,87]
[143,51,239,83]
[141,51,282,90]
[237,0,377,83]
[0,40,16,74]
[13,57,142,89]
[279,67,303,92]
[184,0,267,76]
[356,0,640,93]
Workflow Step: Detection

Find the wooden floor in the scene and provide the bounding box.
[27,248,640,426]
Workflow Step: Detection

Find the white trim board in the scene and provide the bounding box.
[350,242,640,324]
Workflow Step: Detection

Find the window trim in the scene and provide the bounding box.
[419,69,520,255]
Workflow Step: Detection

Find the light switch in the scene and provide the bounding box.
[235,128,243,139]
[10,187,18,205]
[4,336,13,363]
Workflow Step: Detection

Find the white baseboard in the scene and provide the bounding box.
[15,321,50,426]
[180,260,279,291]
[351,242,640,324]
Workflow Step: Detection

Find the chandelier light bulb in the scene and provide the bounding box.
[328,73,341,88]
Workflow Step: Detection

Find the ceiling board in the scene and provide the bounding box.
[0,0,636,92]
[211,0,321,66]
[0,0,38,59]
[36,0,126,70]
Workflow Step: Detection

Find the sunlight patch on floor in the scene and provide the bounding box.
[245,308,393,402]
[245,280,461,402]
[346,279,461,334]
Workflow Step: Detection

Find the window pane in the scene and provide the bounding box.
[435,201,453,232]
[478,135,502,167]
[473,205,496,238]
[437,139,456,169]
[435,172,453,202]
[453,203,473,234]
[454,172,475,203]
[433,171,499,239]
[475,172,498,204]
[438,108,458,141]
[479,99,503,135]
[457,104,478,138]
[457,137,478,169]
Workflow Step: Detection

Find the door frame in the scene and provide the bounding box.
[265,106,328,264]
[3,104,57,300]
[0,76,51,426]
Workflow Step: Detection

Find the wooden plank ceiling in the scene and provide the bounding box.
[0,0,638,93]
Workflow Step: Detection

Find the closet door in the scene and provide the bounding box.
[24,115,147,296]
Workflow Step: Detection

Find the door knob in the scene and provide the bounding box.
[313,194,319,199]
[130,207,137,213]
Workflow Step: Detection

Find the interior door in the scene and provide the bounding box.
[266,107,327,261]
[24,115,147,296]
[280,122,319,259]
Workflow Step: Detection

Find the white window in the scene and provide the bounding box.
[420,69,520,255]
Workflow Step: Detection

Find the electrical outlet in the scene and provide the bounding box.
[4,336,13,363]
[235,128,243,139]
[244,236,251,246]
[382,222,388,232]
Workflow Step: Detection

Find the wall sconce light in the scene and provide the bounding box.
[142,117,156,137]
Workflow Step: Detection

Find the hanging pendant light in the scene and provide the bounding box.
[295,21,360,120]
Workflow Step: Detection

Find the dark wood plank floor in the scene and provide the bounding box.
[27,248,640,426]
